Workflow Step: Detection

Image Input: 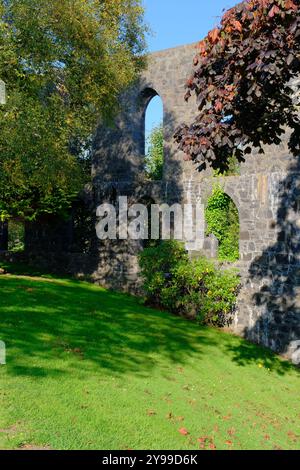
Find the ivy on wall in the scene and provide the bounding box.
[205,186,239,262]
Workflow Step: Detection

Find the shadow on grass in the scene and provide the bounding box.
[0,276,215,378]
[224,337,297,376]
[0,275,298,379]
[0,260,69,279]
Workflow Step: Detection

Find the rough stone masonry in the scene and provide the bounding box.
[93,43,300,364]
[8,43,300,364]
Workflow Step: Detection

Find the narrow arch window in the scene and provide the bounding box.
[205,187,240,262]
[144,93,164,181]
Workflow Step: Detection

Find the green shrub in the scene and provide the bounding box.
[139,241,240,327]
[139,240,188,304]
[205,186,239,262]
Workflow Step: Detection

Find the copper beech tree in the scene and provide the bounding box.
[175,0,300,172]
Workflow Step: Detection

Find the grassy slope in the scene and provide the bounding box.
[0,274,299,450]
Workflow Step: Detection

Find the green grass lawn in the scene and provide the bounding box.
[0,274,299,450]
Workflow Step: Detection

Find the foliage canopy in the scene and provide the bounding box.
[0,0,146,219]
[175,0,300,172]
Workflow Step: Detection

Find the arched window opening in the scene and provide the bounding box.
[205,187,240,262]
[144,93,164,181]
[8,219,25,252]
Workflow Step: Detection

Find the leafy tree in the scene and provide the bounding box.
[0,0,146,220]
[145,124,164,180]
[175,0,300,172]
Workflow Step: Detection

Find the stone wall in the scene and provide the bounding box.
[20,43,300,364]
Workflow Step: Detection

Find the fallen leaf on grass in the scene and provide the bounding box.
[179,428,189,436]
[222,415,231,421]
[225,440,233,447]
[197,436,215,450]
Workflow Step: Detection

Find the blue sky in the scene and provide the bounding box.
[144,0,237,52]
[144,0,237,150]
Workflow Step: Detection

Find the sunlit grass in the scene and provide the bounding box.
[0,274,299,450]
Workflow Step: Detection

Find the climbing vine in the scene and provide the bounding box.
[205,187,239,262]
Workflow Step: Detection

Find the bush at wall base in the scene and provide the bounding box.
[139,241,240,328]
